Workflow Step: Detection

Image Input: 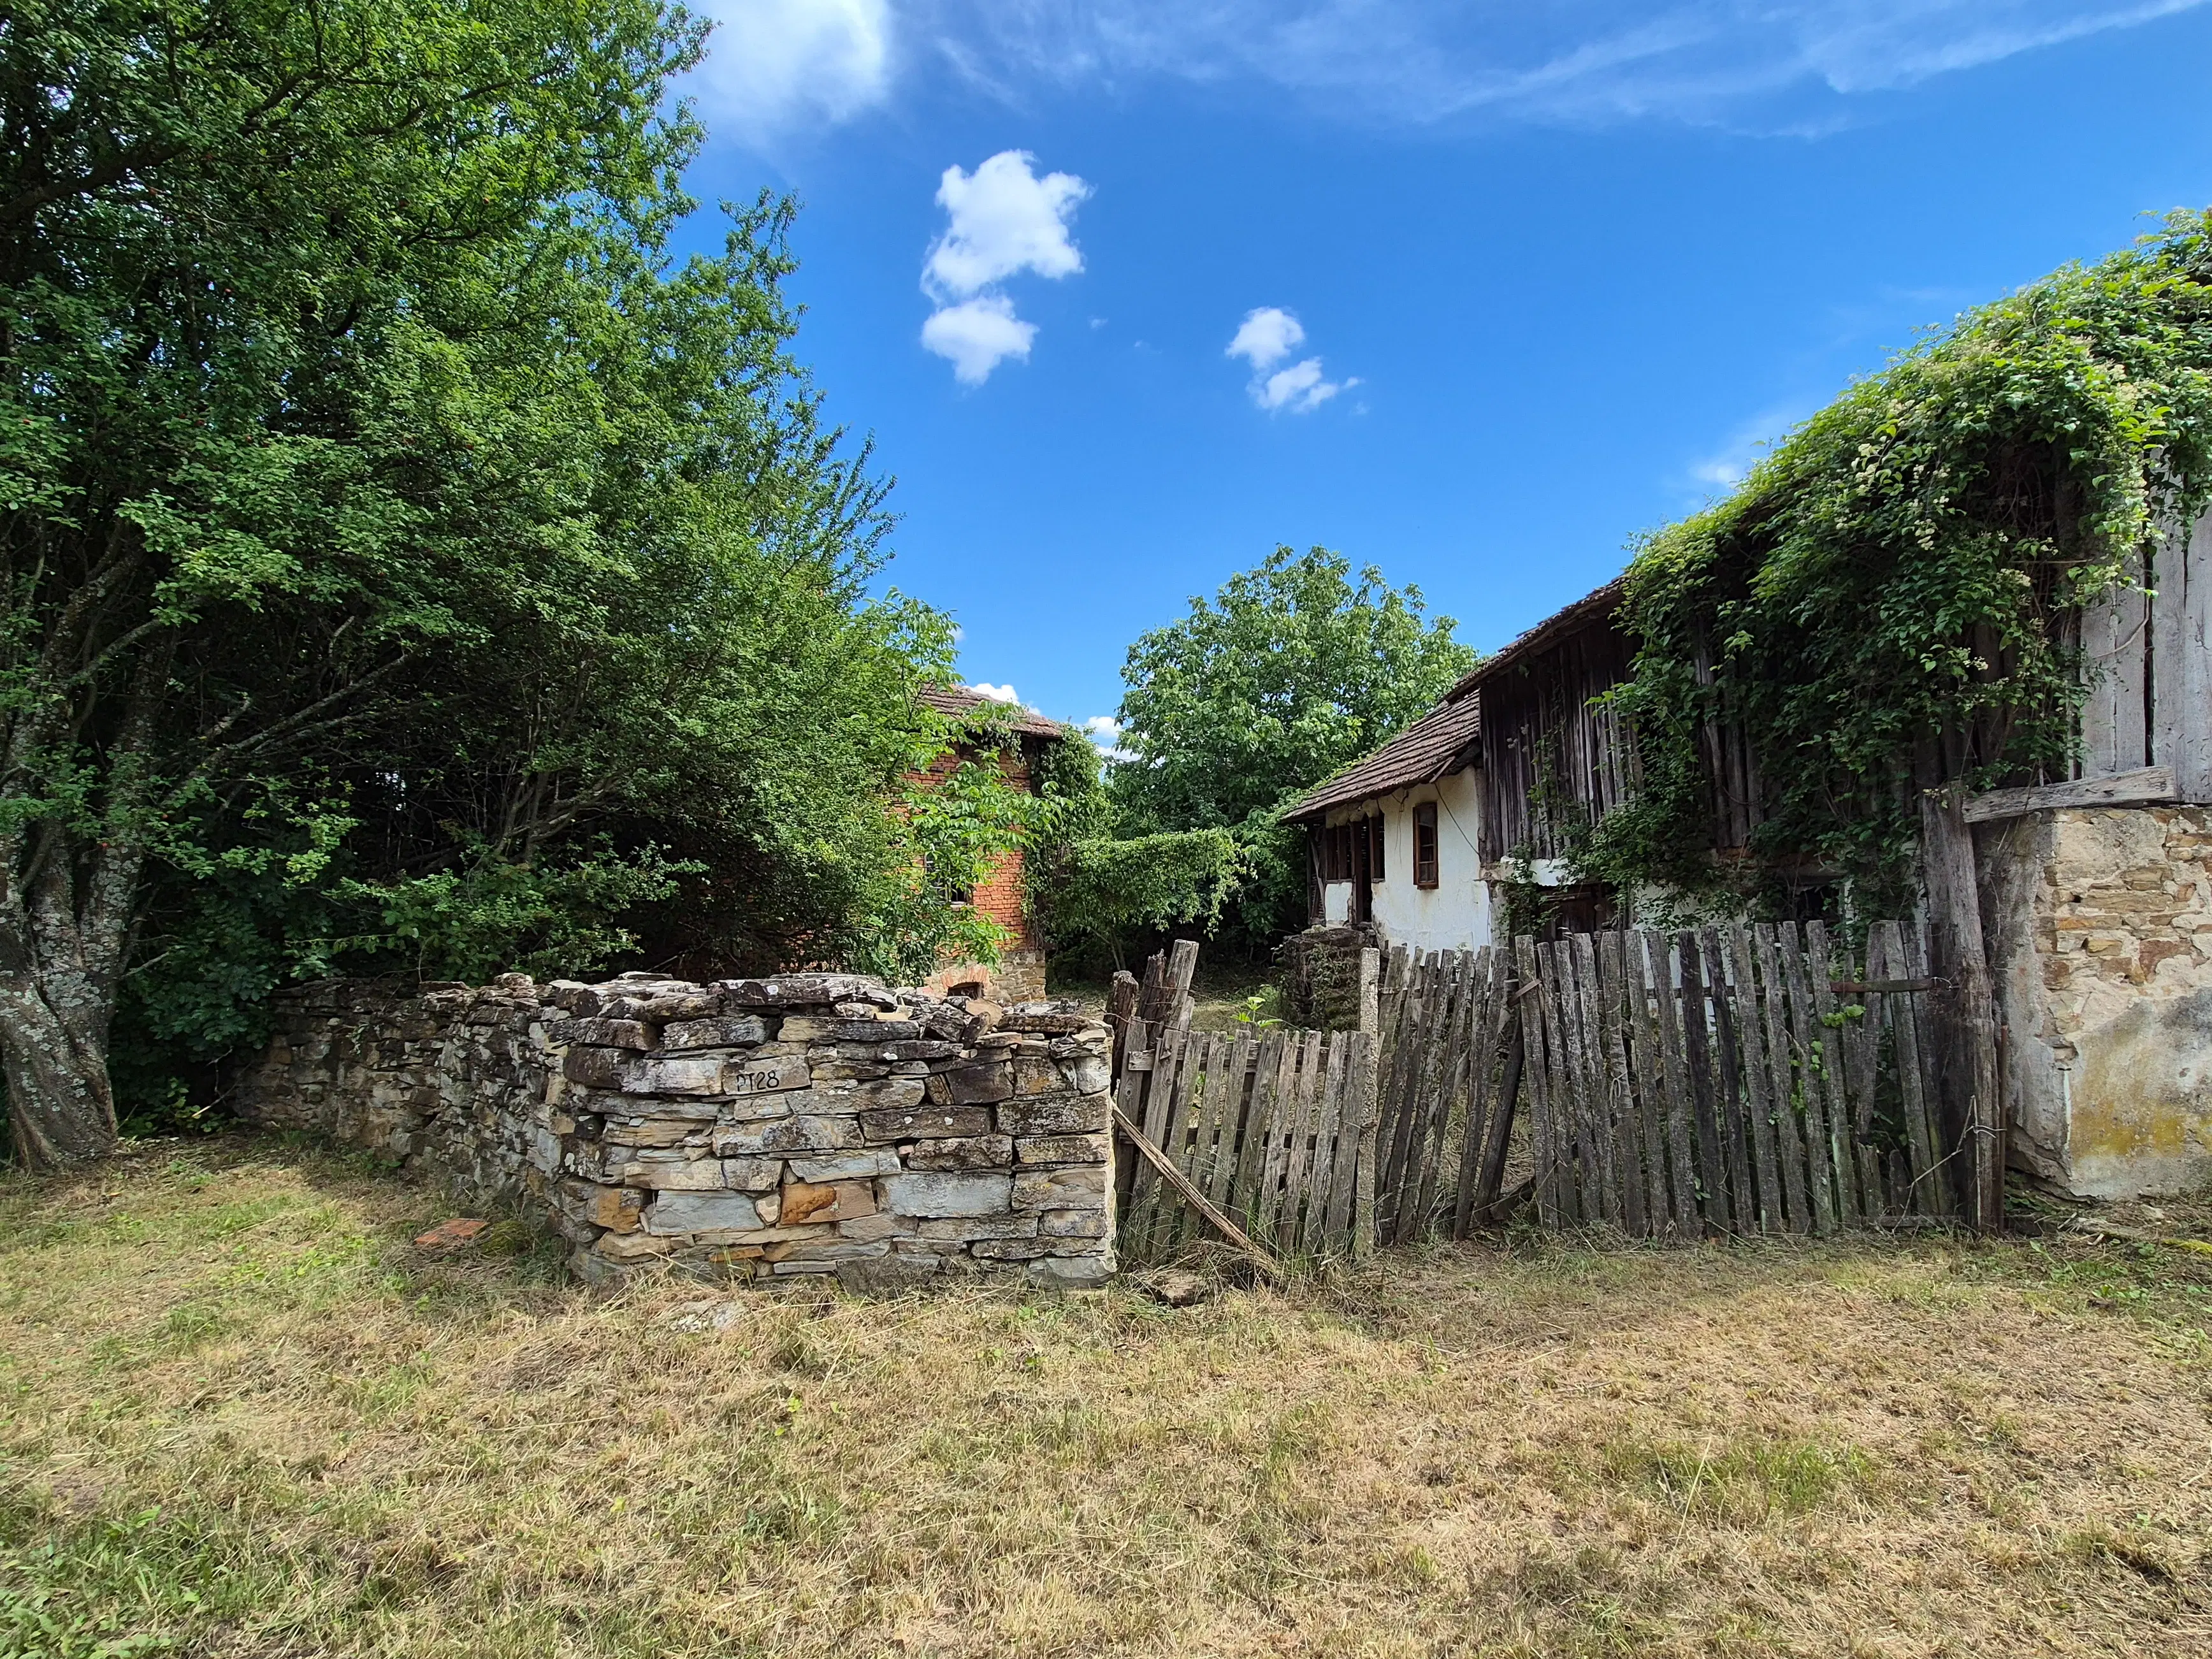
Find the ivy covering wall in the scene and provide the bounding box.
[1579,210,2212,918]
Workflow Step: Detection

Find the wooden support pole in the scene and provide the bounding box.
[1921,783,2006,1231]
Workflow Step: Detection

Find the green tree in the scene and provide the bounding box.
[1108,545,1478,945]
[1,0,1010,1165]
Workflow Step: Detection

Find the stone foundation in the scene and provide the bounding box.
[1983,805,2212,1199]
[236,972,1115,1286]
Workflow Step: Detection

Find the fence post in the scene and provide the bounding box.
[1921,783,2006,1231]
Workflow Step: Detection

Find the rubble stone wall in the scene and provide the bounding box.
[236,972,1115,1286]
[1983,805,2212,1199]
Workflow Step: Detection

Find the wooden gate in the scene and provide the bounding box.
[1112,1021,1379,1266]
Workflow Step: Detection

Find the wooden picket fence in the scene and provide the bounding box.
[1113,1020,1380,1264]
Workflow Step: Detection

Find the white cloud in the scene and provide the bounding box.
[920,150,1089,384]
[968,681,1020,702]
[925,151,1090,300]
[1083,714,1131,760]
[906,2,2207,132]
[1227,306,1357,413]
[686,0,892,149]
[922,294,1037,384]
[1227,307,1306,372]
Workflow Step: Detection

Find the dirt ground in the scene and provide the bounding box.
[3,1134,2209,1658]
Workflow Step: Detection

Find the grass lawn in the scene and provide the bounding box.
[3,1136,2209,1657]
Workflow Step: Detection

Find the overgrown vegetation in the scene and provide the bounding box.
[3,1140,2207,1656]
[1,0,1023,1162]
[1579,211,2212,917]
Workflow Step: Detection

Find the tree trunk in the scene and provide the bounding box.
[0,970,119,1168]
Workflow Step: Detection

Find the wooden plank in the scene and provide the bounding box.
[1801,922,1860,1228]
[1452,948,1507,1237]
[1111,1017,1152,1216]
[1727,924,1784,1233]
[1531,939,1577,1225]
[1375,952,1432,1235]
[1278,1030,1329,1250]
[1962,765,2172,824]
[1642,931,1700,1236]
[1350,1029,1383,1259]
[1676,931,1731,1234]
[1297,1033,1352,1254]
[1594,931,1651,1238]
[1921,784,2005,1229]
[2076,545,2149,780]
[1773,924,1835,1235]
[1201,1034,1254,1217]
[1623,933,1674,1239]
[1888,921,1949,1219]
[1106,970,1140,1078]
[2151,510,2212,803]
[1566,933,1623,1229]
[1165,938,1201,1033]
[1162,1032,1215,1252]
[1410,951,1476,1240]
[1127,1032,1186,1260]
[1701,929,1754,1232]
[1111,1104,1283,1281]
[1515,936,1558,1227]
[1228,1027,1287,1229]
[1752,924,1811,1233]
[1323,1031,1374,1254]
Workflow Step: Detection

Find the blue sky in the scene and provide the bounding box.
[677,1,2212,743]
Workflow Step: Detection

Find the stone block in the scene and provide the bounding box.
[997,1092,1110,1136]
[1028,1253,1113,1289]
[1056,1055,1111,1094]
[906,1133,1015,1171]
[660,1015,769,1050]
[883,1040,962,1061]
[837,1211,912,1242]
[836,1020,923,1042]
[1016,1133,1110,1166]
[786,1148,901,1182]
[1013,1164,1107,1211]
[634,1157,728,1191]
[1038,1206,1109,1238]
[859,1104,989,1143]
[1013,1056,1063,1096]
[1001,1008,1091,1034]
[931,1060,1013,1106]
[619,1054,727,1096]
[969,1238,1057,1261]
[562,1047,628,1089]
[646,1189,767,1235]
[881,1172,1014,1218]
[779,1180,839,1226]
[916,1213,1037,1241]
[717,973,890,1008]
[549,1017,656,1050]
[714,1116,864,1157]
[723,1054,812,1097]
[830,1179,878,1219]
[775,1015,838,1042]
[591,1228,668,1261]
[601,1117,695,1149]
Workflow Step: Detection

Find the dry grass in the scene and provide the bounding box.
[3,1134,2209,1658]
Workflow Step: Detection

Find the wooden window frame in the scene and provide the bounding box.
[1413,802,1440,889]
[1369,814,1386,883]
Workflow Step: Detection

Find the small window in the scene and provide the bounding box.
[1413,802,1439,888]
[1369,815,1386,882]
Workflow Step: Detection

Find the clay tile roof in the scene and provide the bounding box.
[1281,694,1484,823]
[1441,575,1626,703]
[918,684,1069,739]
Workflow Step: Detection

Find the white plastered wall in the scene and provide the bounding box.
[1319,768,1495,954]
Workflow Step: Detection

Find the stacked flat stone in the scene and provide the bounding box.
[238,971,1116,1288]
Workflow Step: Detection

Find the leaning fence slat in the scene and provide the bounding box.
[1164,1032,1216,1252]
[1452,948,1507,1236]
[1229,1027,1285,1229]
[1408,952,1472,1238]
[1891,920,1949,1218]
[1776,924,1838,1236]
[1124,1030,1180,1254]
[1375,953,1431,1236]
[1700,929,1756,1232]
[1111,1017,1153,1216]
[1594,931,1650,1237]
[1517,937,1559,1226]
[1617,934,1672,1238]
[1727,924,1784,1233]
[1564,933,1622,1228]
[1207,1035,1257,1217]
[1677,932,1731,1235]
[1299,1034,1353,1254]
[1802,922,1863,1228]
[1751,924,1812,1235]
[1326,1031,1377,1254]
[1276,1030,1326,1248]
[1532,939,1577,1225]
[1642,932,1701,1236]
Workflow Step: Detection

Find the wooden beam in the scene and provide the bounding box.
[1920,784,2006,1231]
[1960,765,2174,825]
[1112,1104,1284,1282]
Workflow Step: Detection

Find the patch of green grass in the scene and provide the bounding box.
[1583,1433,1875,1524]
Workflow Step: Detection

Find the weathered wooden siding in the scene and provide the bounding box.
[1476,622,1637,863]
[2076,509,2212,801]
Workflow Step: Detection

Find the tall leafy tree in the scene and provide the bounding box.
[1,0,1004,1166]
[1108,545,1477,945]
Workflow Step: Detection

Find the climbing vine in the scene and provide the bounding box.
[1580,209,2212,916]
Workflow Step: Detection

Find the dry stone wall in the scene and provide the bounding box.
[236,972,1115,1287]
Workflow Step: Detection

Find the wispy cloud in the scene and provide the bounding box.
[968,681,1020,702]
[1684,402,1816,493]
[698,1,2207,147]
[920,151,1090,384]
[1227,306,1358,413]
